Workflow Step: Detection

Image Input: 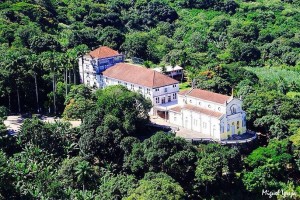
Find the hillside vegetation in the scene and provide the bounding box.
[0,0,300,199]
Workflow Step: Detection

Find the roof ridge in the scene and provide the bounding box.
[201,88,230,97]
[186,88,193,95]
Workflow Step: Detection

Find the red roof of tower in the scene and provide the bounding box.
[89,46,121,58]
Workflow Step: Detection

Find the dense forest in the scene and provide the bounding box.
[0,0,300,199]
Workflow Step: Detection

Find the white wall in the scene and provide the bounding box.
[79,56,98,87]
[152,84,179,105]
[100,75,179,106]
[169,108,222,140]
[100,75,153,104]
[169,111,182,127]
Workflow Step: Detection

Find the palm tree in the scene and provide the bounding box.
[42,51,59,115]
[67,45,89,85]
[27,54,41,113]
[56,53,69,98]
[5,56,25,113]
[75,160,93,191]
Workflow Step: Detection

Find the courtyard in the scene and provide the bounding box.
[4,115,81,134]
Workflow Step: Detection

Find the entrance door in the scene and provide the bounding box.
[231,124,235,135]
[162,97,166,104]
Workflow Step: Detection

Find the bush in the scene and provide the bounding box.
[0,106,8,119]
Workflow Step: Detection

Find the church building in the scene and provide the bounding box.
[168,88,247,140]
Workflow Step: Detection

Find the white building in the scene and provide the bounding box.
[78,46,124,88]
[78,47,248,141]
[153,65,183,78]
[168,88,247,141]
[100,63,179,114]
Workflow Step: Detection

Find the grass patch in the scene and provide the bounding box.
[179,82,191,91]
[287,92,300,98]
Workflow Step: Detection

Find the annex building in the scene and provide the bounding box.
[79,46,248,141]
[169,89,247,140]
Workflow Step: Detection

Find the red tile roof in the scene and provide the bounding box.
[169,106,182,113]
[178,90,190,96]
[169,105,224,118]
[183,104,224,118]
[102,63,179,88]
[179,88,231,104]
[89,46,121,59]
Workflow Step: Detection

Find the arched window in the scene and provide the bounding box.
[237,121,240,129]
[227,124,230,131]
[232,107,236,114]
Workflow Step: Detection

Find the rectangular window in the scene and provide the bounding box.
[174,116,177,122]
[139,86,142,92]
[118,81,121,84]
[155,97,160,104]
[131,84,134,90]
[173,84,176,88]
[155,88,159,91]
[173,93,177,99]
[164,88,167,92]
[203,122,207,129]
[168,96,171,102]
[147,89,150,94]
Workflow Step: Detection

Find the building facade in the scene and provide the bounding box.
[100,63,179,113]
[169,89,247,140]
[78,46,124,88]
[153,65,183,78]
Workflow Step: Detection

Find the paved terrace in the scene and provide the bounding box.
[4,115,81,134]
[149,116,257,144]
